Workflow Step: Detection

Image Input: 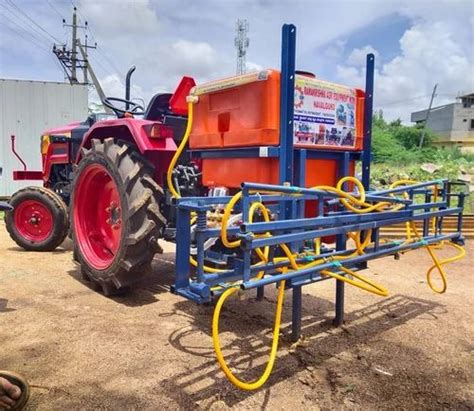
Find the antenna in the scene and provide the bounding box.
[234,19,249,75]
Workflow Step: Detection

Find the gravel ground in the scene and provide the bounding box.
[0,220,473,410]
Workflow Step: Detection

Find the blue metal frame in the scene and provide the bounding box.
[173,179,464,301]
[279,24,296,186]
[171,24,465,343]
[362,53,375,190]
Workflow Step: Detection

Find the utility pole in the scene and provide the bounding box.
[71,7,78,83]
[234,19,249,75]
[419,83,438,148]
[83,34,89,84]
[76,41,113,114]
[54,7,94,85]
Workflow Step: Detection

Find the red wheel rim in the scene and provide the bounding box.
[14,199,54,242]
[73,164,123,270]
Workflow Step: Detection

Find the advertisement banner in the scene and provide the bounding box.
[294,76,357,148]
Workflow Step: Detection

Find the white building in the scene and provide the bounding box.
[411,93,474,153]
[0,79,88,197]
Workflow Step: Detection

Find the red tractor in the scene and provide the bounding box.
[6,72,196,293]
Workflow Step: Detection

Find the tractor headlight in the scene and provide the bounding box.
[149,124,174,139]
[40,135,50,154]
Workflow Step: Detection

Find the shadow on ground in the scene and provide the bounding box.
[66,252,177,307]
[0,298,15,313]
[158,293,447,407]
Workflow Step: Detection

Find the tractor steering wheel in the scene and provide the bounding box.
[102,97,145,117]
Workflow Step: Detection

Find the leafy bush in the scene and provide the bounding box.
[368,113,473,212]
[392,125,434,150]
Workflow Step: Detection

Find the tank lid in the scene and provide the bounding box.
[295,70,316,78]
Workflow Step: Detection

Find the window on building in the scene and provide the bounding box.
[470,119,474,130]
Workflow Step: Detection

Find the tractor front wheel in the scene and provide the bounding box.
[71,138,165,295]
[5,186,69,251]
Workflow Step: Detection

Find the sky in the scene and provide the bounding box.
[0,0,473,122]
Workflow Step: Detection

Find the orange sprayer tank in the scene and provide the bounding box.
[190,70,364,189]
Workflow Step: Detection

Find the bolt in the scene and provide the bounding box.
[106,207,111,212]
[106,218,112,225]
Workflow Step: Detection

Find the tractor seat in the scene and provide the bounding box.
[144,93,188,141]
[144,93,173,121]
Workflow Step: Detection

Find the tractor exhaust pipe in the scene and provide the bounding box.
[125,65,136,110]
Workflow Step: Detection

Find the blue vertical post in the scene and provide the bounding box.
[361,53,375,191]
[279,23,301,342]
[334,152,350,326]
[291,285,302,342]
[174,204,191,292]
[291,148,306,342]
[279,24,296,189]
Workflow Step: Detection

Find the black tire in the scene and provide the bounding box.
[71,138,166,295]
[5,186,69,251]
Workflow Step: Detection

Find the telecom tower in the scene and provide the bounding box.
[234,19,249,75]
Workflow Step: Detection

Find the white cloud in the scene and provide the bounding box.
[1,0,471,124]
[246,61,263,72]
[165,40,219,77]
[78,0,159,35]
[347,45,379,67]
[336,19,474,122]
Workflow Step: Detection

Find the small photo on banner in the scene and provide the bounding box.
[293,76,357,148]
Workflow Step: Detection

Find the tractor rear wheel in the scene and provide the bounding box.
[5,186,69,251]
[71,138,165,295]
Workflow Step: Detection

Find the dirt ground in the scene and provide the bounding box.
[1,220,473,410]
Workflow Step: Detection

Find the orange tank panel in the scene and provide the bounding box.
[190,70,281,149]
[202,158,279,188]
[202,158,355,189]
[190,70,365,151]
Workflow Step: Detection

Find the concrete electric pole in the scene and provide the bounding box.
[419,84,438,149]
[71,7,78,83]
[53,6,95,85]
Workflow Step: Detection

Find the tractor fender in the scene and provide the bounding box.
[77,118,177,184]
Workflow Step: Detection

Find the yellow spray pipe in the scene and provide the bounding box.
[167,97,197,199]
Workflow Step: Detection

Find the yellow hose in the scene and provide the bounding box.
[212,176,466,390]
[388,180,465,294]
[167,100,195,199]
[212,279,286,391]
[167,135,462,391]
[165,95,461,390]
[425,242,465,293]
[167,98,229,274]
[321,266,388,297]
[212,176,391,390]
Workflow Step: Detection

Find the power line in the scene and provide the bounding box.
[56,2,125,79]
[88,54,113,78]
[1,14,50,53]
[46,0,65,20]
[86,27,124,79]
[1,11,66,78]
[1,2,55,46]
[380,95,431,107]
[5,0,62,43]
